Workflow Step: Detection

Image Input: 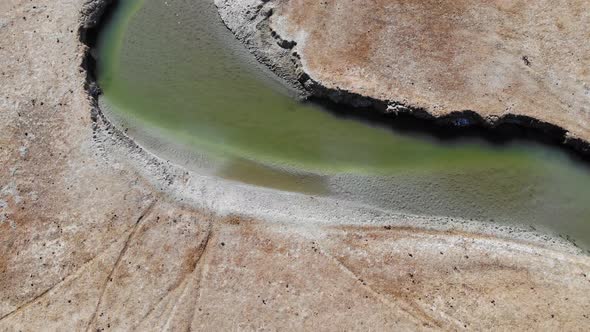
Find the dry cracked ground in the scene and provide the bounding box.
[1,0,590,331]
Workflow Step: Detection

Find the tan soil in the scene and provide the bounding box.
[0,0,589,330]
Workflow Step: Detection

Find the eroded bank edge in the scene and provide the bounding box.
[215,0,590,162]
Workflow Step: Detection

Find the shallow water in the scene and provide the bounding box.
[97,0,590,249]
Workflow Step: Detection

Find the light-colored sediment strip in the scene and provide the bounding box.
[0,0,589,330]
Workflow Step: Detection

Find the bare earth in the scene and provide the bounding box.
[0,0,589,330]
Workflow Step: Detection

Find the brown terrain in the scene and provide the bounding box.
[265,0,590,145]
[0,0,589,330]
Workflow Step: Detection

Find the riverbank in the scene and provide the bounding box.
[215,0,590,157]
[0,0,589,329]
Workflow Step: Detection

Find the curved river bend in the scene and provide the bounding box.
[96,0,590,250]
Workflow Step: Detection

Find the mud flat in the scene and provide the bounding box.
[0,0,589,330]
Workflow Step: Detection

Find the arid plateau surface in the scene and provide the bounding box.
[0,0,589,330]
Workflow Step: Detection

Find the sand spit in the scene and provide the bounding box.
[0,0,588,329]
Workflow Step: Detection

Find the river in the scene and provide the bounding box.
[96,0,590,250]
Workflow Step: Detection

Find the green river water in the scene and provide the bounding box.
[97,0,590,249]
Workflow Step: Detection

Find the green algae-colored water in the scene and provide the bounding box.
[97,0,590,249]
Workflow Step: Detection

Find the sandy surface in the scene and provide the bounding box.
[0,0,589,330]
